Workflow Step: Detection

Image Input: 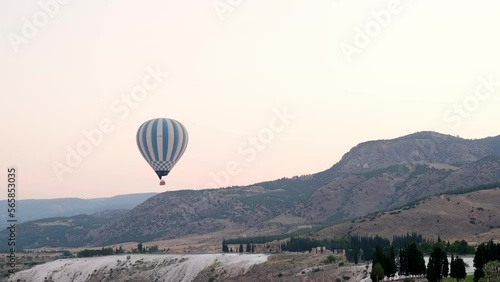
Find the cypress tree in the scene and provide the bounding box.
[455,257,466,281]
[474,243,486,269]
[371,263,384,281]
[442,249,449,278]
[427,246,444,282]
[386,246,397,278]
[427,256,437,282]
[450,254,456,279]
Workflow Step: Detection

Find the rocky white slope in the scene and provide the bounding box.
[9,253,268,282]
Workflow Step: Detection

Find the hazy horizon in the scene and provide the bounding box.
[2,0,500,200]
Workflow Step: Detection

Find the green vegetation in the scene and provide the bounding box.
[77,247,114,258]
[371,245,396,280]
[450,254,467,282]
[149,245,159,253]
[482,261,500,282]
[241,169,337,209]
[362,164,409,178]
[222,240,229,253]
[225,225,324,245]
[222,240,254,253]
[231,230,492,282]
[445,182,500,196]
[399,243,425,277]
[442,276,474,282]
[324,255,336,264]
[392,233,427,250]
[281,237,344,253]
[407,164,448,179]
[61,250,74,258]
[426,246,448,282]
[371,263,384,281]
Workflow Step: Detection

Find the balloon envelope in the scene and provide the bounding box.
[136,118,188,180]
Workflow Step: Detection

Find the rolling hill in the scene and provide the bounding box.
[312,187,500,243]
[0,192,157,227]
[0,210,128,250]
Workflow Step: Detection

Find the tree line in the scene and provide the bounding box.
[280,237,349,253]
[274,233,476,282]
[222,240,255,253]
[369,243,468,281]
[278,233,428,260]
[369,237,500,282]
[76,243,160,258]
[77,247,114,258]
[224,226,322,245]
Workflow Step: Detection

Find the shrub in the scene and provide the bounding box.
[327,255,336,263]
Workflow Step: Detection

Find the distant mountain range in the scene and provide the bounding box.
[5,131,500,249]
[0,193,157,229]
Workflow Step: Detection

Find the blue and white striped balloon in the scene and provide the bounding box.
[136,118,188,180]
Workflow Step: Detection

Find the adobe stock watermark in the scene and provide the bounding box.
[442,74,500,130]
[340,0,403,64]
[206,106,296,188]
[213,0,243,21]
[51,65,169,182]
[8,0,72,53]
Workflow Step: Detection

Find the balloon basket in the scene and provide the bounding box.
[159,180,166,186]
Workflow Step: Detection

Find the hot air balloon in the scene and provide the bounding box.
[136,118,188,185]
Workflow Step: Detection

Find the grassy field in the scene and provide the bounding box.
[442,275,474,282]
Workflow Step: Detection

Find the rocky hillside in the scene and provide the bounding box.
[303,157,500,222]
[312,187,500,243]
[331,131,500,175]
[91,132,500,246]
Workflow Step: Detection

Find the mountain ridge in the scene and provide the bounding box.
[90,131,500,246]
[5,131,500,249]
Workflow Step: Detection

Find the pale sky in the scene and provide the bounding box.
[1,0,500,200]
